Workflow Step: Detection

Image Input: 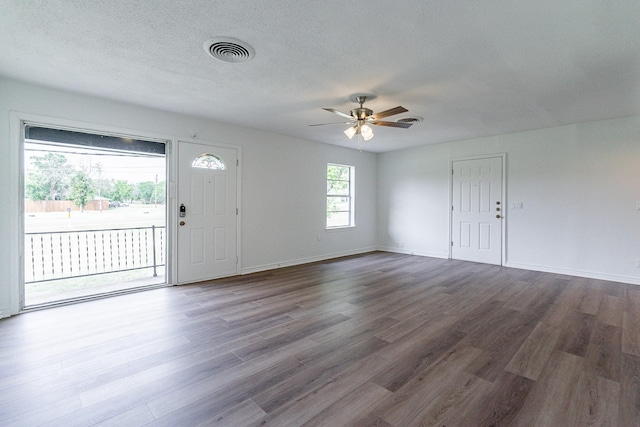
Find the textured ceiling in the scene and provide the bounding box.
[1,1,639,152]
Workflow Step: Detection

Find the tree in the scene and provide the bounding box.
[69,171,95,212]
[25,153,72,200]
[155,180,166,204]
[136,181,156,204]
[112,180,133,202]
[94,178,115,200]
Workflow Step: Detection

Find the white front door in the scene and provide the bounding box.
[451,157,503,265]
[177,141,238,284]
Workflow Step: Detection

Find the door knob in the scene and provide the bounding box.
[496,215,501,219]
[179,221,185,226]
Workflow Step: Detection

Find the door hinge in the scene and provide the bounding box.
[237,159,239,166]
[451,241,454,247]
[236,208,238,215]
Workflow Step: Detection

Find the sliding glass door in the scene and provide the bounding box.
[23,125,167,306]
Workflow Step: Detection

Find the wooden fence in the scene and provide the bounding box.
[25,200,109,212]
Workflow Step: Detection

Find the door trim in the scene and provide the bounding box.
[175,139,242,285]
[449,153,507,265]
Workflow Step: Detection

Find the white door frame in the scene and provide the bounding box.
[449,153,507,265]
[174,139,242,285]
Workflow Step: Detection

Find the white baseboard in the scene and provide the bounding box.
[241,247,378,275]
[505,261,640,286]
[377,247,449,259]
[377,248,640,286]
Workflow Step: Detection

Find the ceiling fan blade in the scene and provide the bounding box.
[370,106,408,120]
[323,108,354,120]
[308,121,354,126]
[370,120,413,129]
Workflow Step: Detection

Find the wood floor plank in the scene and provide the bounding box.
[457,371,534,426]
[0,396,82,427]
[195,399,266,427]
[94,405,156,427]
[622,309,640,356]
[372,328,467,392]
[555,311,596,357]
[464,317,534,383]
[619,353,640,426]
[405,371,492,426]
[375,343,482,426]
[252,365,334,414]
[300,381,391,427]
[234,313,350,361]
[584,321,622,382]
[0,252,636,426]
[505,321,561,380]
[79,350,243,408]
[598,294,624,327]
[147,356,307,425]
[566,371,620,426]
[511,351,584,426]
[253,353,391,426]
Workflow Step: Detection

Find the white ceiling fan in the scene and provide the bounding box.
[310,94,412,142]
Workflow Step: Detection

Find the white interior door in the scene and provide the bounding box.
[451,157,503,265]
[177,141,238,284]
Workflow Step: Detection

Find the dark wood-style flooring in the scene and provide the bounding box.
[1,252,639,426]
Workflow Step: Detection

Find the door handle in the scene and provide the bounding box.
[179,221,185,226]
[496,215,502,219]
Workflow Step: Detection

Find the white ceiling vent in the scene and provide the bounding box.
[204,37,255,63]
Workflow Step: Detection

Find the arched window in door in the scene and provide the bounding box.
[192,153,226,170]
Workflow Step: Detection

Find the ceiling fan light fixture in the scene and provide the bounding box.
[316,95,408,145]
[344,126,357,139]
[360,124,374,140]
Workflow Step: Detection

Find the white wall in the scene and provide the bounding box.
[0,78,377,317]
[2,77,638,317]
[378,116,640,284]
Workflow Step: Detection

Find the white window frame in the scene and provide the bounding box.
[326,163,355,229]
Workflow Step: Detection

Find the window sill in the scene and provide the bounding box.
[325,225,356,232]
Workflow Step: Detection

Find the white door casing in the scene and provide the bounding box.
[177,141,238,284]
[451,156,503,265]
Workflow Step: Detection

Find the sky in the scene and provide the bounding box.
[25,141,166,183]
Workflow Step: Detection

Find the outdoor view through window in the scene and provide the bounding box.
[23,126,166,306]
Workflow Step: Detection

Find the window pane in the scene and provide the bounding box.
[326,163,353,228]
[336,167,350,180]
[327,196,350,211]
[192,153,226,170]
[327,180,349,195]
[327,165,349,181]
[327,211,350,227]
